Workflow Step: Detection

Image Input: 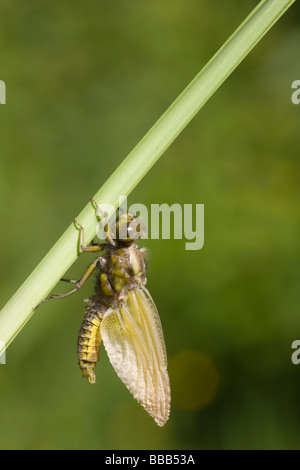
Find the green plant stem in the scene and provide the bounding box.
[0,0,295,354]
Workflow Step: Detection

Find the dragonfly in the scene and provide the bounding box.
[36,201,170,427]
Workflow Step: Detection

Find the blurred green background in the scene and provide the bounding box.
[0,0,300,450]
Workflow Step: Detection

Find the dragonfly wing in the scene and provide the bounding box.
[100,287,170,427]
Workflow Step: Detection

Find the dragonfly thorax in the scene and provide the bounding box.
[98,243,147,299]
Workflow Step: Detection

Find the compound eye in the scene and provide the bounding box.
[127,220,142,240]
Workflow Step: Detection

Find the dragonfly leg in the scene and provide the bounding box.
[74,218,106,252]
[91,198,116,247]
[35,256,103,309]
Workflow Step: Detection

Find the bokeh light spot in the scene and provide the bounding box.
[169,350,219,411]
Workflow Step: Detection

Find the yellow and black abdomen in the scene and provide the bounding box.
[77,310,102,384]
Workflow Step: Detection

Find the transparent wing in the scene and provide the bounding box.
[100,287,170,427]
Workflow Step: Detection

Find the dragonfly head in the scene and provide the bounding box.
[116,212,145,243]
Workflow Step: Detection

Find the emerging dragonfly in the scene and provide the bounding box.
[37,201,170,427]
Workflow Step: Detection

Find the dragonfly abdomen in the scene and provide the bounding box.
[77,310,102,384]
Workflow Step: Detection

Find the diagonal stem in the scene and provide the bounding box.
[0,0,296,354]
